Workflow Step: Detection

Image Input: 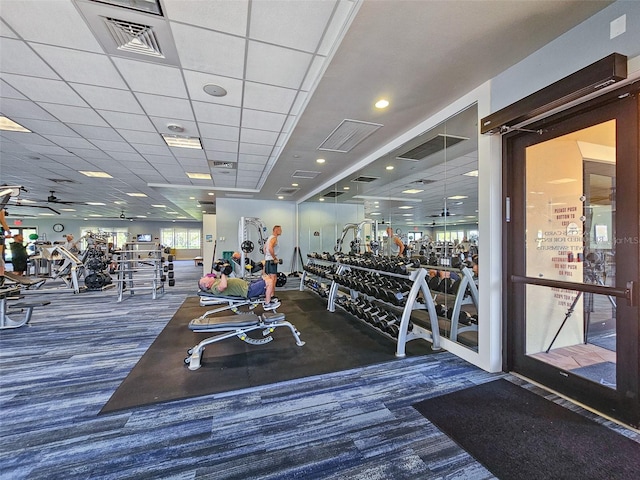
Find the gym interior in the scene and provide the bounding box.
[1,1,639,478]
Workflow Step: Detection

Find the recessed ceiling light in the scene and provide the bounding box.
[162,134,202,149]
[448,195,468,200]
[385,165,394,170]
[79,171,113,178]
[208,192,215,196]
[203,84,228,97]
[402,189,423,194]
[126,193,147,197]
[0,116,30,132]
[292,183,299,187]
[89,214,103,217]
[278,196,284,200]
[370,212,381,215]
[398,206,413,209]
[343,186,350,190]
[86,202,106,205]
[186,172,212,180]
[375,99,390,109]
[136,215,148,218]
[464,170,479,177]
[316,158,325,164]
[319,198,325,202]
[151,204,166,208]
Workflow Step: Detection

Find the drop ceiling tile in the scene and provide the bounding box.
[15,119,77,137]
[91,139,136,153]
[237,163,265,172]
[118,130,165,145]
[24,144,73,156]
[0,80,27,100]
[205,151,238,163]
[246,41,312,90]
[112,57,188,98]
[243,81,298,114]
[1,131,54,146]
[0,0,103,52]
[0,38,59,78]
[163,0,248,36]
[31,44,128,89]
[67,124,122,142]
[64,148,111,160]
[41,134,94,150]
[38,103,108,127]
[239,143,273,156]
[2,74,87,106]
[72,84,143,114]
[136,144,173,156]
[240,128,279,145]
[171,23,246,79]
[143,154,177,165]
[199,123,239,142]
[2,101,57,123]
[183,70,243,107]
[98,110,156,131]
[192,101,240,126]
[169,147,206,159]
[241,109,286,132]
[149,117,197,135]
[238,153,269,164]
[135,93,195,121]
[201,138,238,153]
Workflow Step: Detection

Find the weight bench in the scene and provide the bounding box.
[4,271,47,290]
[0,286,51,330]
[185,311,305,370]
[197,290,279,314]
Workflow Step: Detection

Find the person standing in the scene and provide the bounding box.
[0,209,12,286]
[63,233,79,254]
[384,226,405,257]
[9,233,28,276]
[265,225,282,287]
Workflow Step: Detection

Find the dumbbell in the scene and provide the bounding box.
[213,261,233,276]
[446,308,473,325]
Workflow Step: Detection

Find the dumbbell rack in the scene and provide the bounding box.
[115,243,165,302]
[301,253,442,356]
[299,254,335,298]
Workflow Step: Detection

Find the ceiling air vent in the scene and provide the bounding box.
[292,170,321,179]
[277,187,299,196]
[351,175,379,183]
[209,161,237,169]
[198,200,215,205]
[49,178,77,184]
[318,119,383,153]
[396,134,467,161]
[323,191,344,198]
[413,179,436,185]
[104,17,163,58]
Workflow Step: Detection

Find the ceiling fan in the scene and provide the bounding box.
[46,191,81,205]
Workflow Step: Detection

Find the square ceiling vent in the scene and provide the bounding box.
[396,134,468,161]
[209,161,237,169]
[277,187,300,196]
[292,170,321,179]
[351,175,379,183]
[318,119,383,153]
[323,191,344,198]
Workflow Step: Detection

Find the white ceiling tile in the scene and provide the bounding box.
[0,38,59,78]
[24,143,73,156]
[201,139,238,153]
[240,128,279,145]
[249,0,335,53]
[2,74,87,106]
[65,148,111,160]
[112,57,188,97]
[0,0,103,52]
[91,139,136,153]
[318,0,357,56]
[301,55,326,91]
[118,130,165,145]
[38,103,109,126]
[0,80,27,100]
[192,101,240,126]
[106,151,146,162]
[41,134,94,150]
[241,109,286,132]
[163,0,248,36]
[239,143,273,156]
[14,119,76,137]
[1,99,57,122]
[170,148,206,159]
[183,70,243,107]
[71,84,143,114]
[171,23,246,78]
[135,93,195,121]
[205,151,238,163]
[31,44,127,89]
[67,124,122,142]
[143,154,178,165]
[136,144,173,156]
[149,117,197,135]
[238,153,269,164]
[243,81,298,114]
[0,18,18,39]
[98,110,156,131]
[246,42,312,89]
[199,123,239,142]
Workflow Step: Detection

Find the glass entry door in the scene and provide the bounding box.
[506,88,639,427]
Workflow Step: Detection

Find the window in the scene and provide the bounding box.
[160,227,201,249]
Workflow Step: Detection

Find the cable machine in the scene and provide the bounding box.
[334,220,378,255]
[237,217,268,278]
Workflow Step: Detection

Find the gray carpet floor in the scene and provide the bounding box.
[1,261,638,479]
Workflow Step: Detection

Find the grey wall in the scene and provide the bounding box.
[491,1,640,111]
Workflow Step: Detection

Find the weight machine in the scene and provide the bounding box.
[237,217,268,278]
[334,220,377,255]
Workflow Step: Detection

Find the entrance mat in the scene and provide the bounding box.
[101,290,435,413]
[413,379,640,480]
[572,361,616,387]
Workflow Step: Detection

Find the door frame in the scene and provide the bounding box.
[503,81,640,427]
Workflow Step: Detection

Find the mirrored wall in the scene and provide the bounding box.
[298,104,479,350]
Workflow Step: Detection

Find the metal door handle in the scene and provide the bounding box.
[626,281,638,307]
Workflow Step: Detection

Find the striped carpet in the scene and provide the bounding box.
[1,261,638,479]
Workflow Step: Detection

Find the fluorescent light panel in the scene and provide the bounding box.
[186,172,211,180]
[162,134,202,149]
[79,171,113,178]
[0,116,31,132]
